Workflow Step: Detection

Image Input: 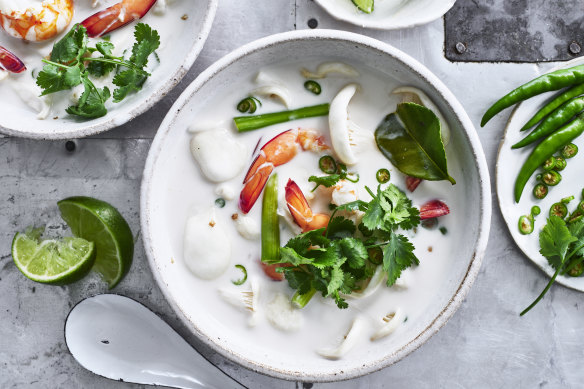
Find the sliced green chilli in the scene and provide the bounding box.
[561,143,578,158]
[376,168,390,183]
[304,80,322,95]
[542,157,556,171]
[318,155,337,174]
[237,97,261,114]
[215,198,226,208]
[351,0,374,13]
[533,183,548,199]
[554,156,567,171]
[531,205,541,216]
[518,215,534,235]
[231,264,247,285]
[549,202,568,219]
[542,170,562,186]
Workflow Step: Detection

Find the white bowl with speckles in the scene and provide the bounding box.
[0,0,217,140]
[141,29,491,382]
[315,0,457,30]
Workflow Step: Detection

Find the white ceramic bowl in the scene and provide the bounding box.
[315,0,457,30]
[0,0,217,140]
[141,29,491,382]
[497,57,584,292]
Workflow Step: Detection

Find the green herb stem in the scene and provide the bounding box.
[520,264,563,316]
[234,103,330,132]
[261,174,280,264]
[291,288,316,308]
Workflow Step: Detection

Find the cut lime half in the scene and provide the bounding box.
[352,0,373,14]
[58,197,134,289]
[12,228,96,285]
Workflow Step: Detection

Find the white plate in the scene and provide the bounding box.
[497,57,584,292]
[315,0,456,30]
[0,0,217,139]
[141,30,491,381]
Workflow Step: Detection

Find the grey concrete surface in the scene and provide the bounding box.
[2,1,584,388]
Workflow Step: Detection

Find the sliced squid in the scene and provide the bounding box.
[218,278,260,327]
[317,315,368,360]
[215,183,236,201]
[190,128,247,183]
[329,83,375,165]
[252,71,292,108]
[344,265,385,300]
[301,62,359,79]
[265,292,304,332]
[234,214,260,241]
[11,82,51,119]
[370,308,405,341]
[392,86,451,146]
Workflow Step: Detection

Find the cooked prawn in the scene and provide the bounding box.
[0,0,73,42]
[81,0,157,37]
[239,128,328,214]
[285,179,330,232]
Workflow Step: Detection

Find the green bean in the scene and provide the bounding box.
[521,83,584,131]
[515,114,584,202]
[482,64,584,127]
[261,174,280,264]
[512,96,584,149]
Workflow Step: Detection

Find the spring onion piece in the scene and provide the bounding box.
[376,168,390,183]
[518,215,534,235]
[292,287,317,309]
[237,97,261,114]
[542,170,562,186]
[234,103,330,132]
[561,143,578,159]
[261,174,280,264]
[304,80,322,95]
[533,183,548,199]
[549,202,568,219]
[231,264,248,285]
[319,155,337,174]
[439,226,448,235]
[215,198,226,208]
[554,156,567,171]
[542,157,556,171]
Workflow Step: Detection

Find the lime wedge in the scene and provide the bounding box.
[12,228,96,285]
[352,0,373,13]
[58,197,134,289]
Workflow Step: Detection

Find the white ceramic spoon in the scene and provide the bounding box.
[64,294,246,389]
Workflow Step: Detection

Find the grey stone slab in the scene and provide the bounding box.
[2,1,584,388]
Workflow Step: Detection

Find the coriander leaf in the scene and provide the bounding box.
[66,77,110,118]
[50,24,88,64]
[327,266,344,296]
[87,41,116,77]
[340,272,357,294]
[308,247,338,269]
[334,200,368,213]
[308,174,341,191]
[326,217,356,240]
[539,216,576,269]
[358,222,373,237]
[383,232,419,286]
[382,184,420,229]
[332,291,348,309]
[331,238,368,269]
[36,64,82,95]
[568,219,584,258]
[130,23,161,68]
[284,269,312,295]
[112,69,148,102]
[279,247,313,266]
[362,194,384,231]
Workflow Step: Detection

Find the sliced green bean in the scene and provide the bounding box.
[521,84,584,131]
[512,96,584,149]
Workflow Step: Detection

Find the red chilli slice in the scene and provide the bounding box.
[406,176,422,192]
[419,199,450,220]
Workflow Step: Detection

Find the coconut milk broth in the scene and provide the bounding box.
[0,0,183,119]
[163,59,466,367]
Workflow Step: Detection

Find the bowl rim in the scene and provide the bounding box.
[313,0,457,31]
[140,29,492,382]
[0,0,218,140]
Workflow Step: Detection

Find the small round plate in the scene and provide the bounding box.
[496,56,584,292]
[314,0,457,30]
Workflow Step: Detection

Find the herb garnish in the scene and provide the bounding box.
[266,184,420,309]
[309,160,359,191]
[36,23,160,119]
[521,216,584,315]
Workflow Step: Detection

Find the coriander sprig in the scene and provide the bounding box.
[36,23,160,119]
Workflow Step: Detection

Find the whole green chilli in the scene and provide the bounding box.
[481,64,584,127]
[512,96,584,149]
[515,113,584,202]
[521,83,584,131]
